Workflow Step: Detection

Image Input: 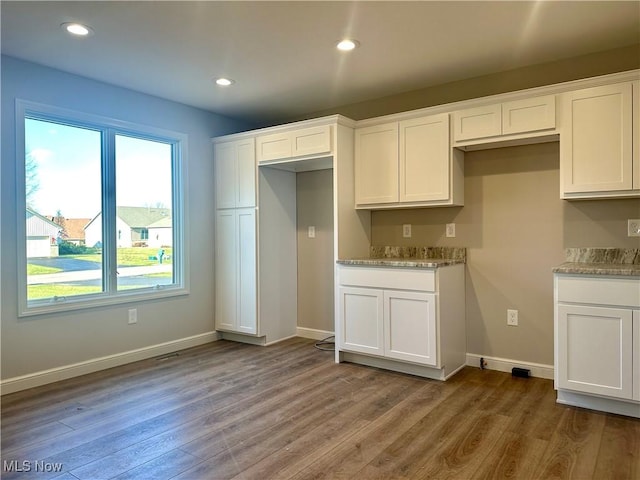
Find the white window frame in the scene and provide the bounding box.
[16,100,189,316]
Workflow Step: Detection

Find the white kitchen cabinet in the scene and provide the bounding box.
[215,208,257,335]
[214,115,358,346]
[355,114,462,208]
[554,273,640,417]
[453,104,502,141]
[385,290,437,366]
[560,82,638,198]
[354,122,399,205]
[214,138,256,209]
[337,263,466,380]
[257,125,331,163]
[213,137,258,336]
[399,115,451,203]
[338,286,437,366]
[339,287,384,356]
[453,95,556,142]
[502,96,557,135]
[557,304,633,399]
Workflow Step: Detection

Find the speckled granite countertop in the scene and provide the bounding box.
[337,257,465,268]
[337,246,466,269]
[553,248,640,277]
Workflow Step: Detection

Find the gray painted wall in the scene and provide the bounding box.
[372,144,640,366]
[1,56,251,380]
[296,170,334,333]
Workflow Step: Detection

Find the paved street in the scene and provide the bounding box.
[28,258,173,287]
[28,257,102,272]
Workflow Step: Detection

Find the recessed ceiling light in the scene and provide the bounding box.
[215,78,235,86]
[61,22,93,36]
[336,39,359,51]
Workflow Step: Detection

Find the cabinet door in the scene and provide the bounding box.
[557,304,633,399]
[355,122,399,205]
[215,210,238,331]
[399,114,450,202]
[292,125,331,158]
[338,287,384,356]
[561,82,633,194]
[634,310,640,401]
[453,104,501,141]
[384,291,438,366]
[236,138,256,208]
[502,95,556,135]
[214,139,256,208]
[214,142,237,209]
[633,81,639,190]
[257,132,292,162]
[237,208,257,334]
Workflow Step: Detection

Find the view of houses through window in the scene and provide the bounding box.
[25,116,176,305]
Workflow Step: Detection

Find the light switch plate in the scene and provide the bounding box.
[402,224,411,238]
[308,226,316,238]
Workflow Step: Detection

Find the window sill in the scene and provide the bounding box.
[19,286,189,318]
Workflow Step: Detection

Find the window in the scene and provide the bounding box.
[17,101,188,315]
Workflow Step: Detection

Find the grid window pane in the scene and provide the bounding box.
[25,119,103,301]
[115,135,174,291]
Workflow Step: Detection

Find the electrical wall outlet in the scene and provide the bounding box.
[308,226,316,238]
[402,224,412,238]
[446,223,456,238]
[507,309,518,326]
[128,308,137,325]
[628,219,640,237]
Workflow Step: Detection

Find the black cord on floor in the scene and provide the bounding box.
[314,335,335,351]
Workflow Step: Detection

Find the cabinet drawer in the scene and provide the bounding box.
[502,95,555,135]
[556,275,640,307]
[257,126,332,163]
[292,125,331,157]
[453,104,501,141]
[339,266,436,292]
[257,132,291,162]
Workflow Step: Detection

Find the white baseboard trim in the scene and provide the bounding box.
[296,327,334,341]
[1,331,220,395]
[466,353,554,380]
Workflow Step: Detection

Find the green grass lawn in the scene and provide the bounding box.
[27,283,163,299]
[27,284,103,299]
[70,247,174,266]
[27,264,63,275]
[27,247,174,299]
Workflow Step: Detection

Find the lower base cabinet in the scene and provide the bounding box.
[336,264,465,380]
[339,288,437,365]
[385,290,437,365]
[215,208,257,335]
[554,274,640,417]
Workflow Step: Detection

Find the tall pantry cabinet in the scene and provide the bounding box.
[213,135,298,344]
[213,139,258,335]
[213,115,368,346]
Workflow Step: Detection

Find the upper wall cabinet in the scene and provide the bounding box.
[355,113,463,209]
[453,95,556,144]
[355,122,399,205]
[256,125,331,163]
[214,138,256,209]
[560,81,639,199]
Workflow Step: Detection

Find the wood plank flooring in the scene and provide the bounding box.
[1,337,638,479]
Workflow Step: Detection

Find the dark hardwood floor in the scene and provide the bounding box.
[1,337,638,479]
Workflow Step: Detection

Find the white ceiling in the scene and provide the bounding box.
[2,1,639,125]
